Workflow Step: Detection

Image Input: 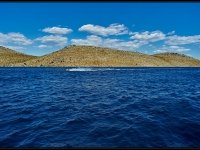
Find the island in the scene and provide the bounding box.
[1,45,200,67]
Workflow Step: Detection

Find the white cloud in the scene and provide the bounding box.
[0,33,8,44]
[103,38,147,50]
[167,31,175,36]
[78,23,129,36]
[35,35,68,47]
[154,45,190,53]
[71,35,102,46]
[42,27,73,35]
[71,35,146,51]
[166,35,200,45]
[0,32,32,45]
[38,45,48,48]
[130,31,166,42]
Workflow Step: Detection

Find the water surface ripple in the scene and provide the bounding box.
[0,67,200,147]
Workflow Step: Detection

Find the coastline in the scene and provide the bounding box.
[1,66,200,68]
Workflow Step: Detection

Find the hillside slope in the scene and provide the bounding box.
[152,53,200,66]
[13,46,168,67]
[0,46,37,66]
[3,45,200,67]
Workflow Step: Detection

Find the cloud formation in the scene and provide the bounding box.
[79,23,129,36]
[42,27,73,35]
[0,32,32,45]
[71,35,147,51]
[71,35,102,47]
[38,45,48,48]
[154,45,190,53]
[167,31,175,36]
[130,31,166,42]
[1,24,199,57]
[166,35,200,45]
[35,35,68,47]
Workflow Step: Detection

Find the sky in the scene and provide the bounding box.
[0,2,200,59]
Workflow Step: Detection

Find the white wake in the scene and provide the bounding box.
[66,68,123,72]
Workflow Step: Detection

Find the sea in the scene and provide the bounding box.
[0,67,200,148]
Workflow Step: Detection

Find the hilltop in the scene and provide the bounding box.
[1,45,200,67]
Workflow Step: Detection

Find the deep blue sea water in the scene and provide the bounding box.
[0,67,200,148]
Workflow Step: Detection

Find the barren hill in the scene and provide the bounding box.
[2,45,200,67]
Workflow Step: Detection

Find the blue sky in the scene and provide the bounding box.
[0,2,200,59]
